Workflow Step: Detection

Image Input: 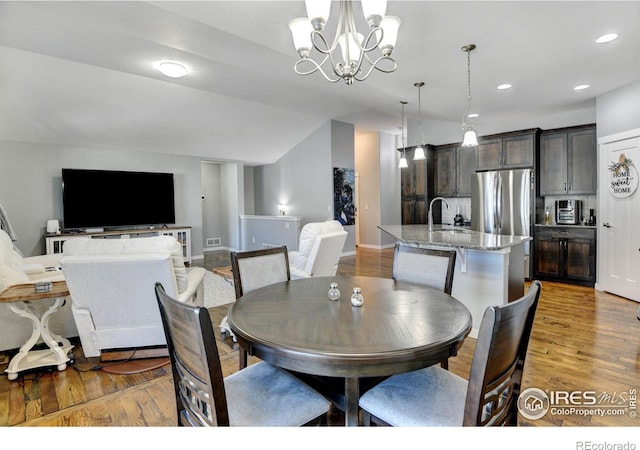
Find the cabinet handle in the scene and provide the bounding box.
[568,181,572,190]
[564,182,567,191]
[603,222,612,228]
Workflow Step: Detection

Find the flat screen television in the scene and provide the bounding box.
[62,168,176,230]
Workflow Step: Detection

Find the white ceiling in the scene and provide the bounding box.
[1,1,638,165]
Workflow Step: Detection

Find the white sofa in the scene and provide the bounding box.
[60,236,205,358]
[288,220,348,279]
[0,229,77,352]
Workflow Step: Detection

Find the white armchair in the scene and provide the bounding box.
[60,235,205,358]
[288,220,348,279]
[0,229,76,352]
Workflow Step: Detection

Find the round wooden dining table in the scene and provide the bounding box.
[227,275,472,426]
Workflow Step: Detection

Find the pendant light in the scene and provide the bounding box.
[461,44,478,147]
[398,100,408,169]
[413,81,426,160]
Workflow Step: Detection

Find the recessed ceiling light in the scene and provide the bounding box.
[156,61,189,78]
[497,84,512,90]
[574,84,590,91]
[467,113,479,118]
[595,33,619,44]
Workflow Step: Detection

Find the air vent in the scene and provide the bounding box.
[206,237,221,247]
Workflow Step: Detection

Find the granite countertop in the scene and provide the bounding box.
[535,224,597,229]
[378,224,532,251]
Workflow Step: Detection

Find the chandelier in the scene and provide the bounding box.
[398,100,408,169]
[461,44,479,147]
[288,1,401,85]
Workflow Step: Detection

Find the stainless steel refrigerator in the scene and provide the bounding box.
[471,168,534,279]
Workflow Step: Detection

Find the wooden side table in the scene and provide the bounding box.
[0,280,73,380]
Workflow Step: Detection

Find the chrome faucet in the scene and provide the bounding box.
[428,197,450,231]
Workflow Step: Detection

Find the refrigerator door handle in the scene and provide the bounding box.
[494,173,502,234]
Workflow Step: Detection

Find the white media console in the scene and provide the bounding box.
[45,226,192,264]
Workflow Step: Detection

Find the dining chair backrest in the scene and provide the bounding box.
[230,246,291,299]
[464,280,542,426]
[155,282,229,426]
[392,244,457,295]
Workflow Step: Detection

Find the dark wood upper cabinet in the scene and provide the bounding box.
[433,144,477,198]
[540,124,596,195]
[476,130,537,171]
[434,145,457,197]
[456,145,478,196]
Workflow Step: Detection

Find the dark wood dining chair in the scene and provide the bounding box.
[154,282,330,427]
[392,243,457,368]
[230,246,291,300]
[359,280,542,426]
[392,244,457,294]
[228,246,291,369]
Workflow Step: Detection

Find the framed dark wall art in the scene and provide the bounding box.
[333,167,355,225]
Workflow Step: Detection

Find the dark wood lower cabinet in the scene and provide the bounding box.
[534,226,596,286]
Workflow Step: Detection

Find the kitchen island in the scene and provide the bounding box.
[379,224,532,338]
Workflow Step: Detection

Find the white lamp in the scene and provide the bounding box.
[413,81,426,161]
[398,100,408,169]
[460,45,479,147]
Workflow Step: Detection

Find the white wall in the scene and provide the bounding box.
[355,131,381,247]
[597,80,640,138]
[0,140,203,257]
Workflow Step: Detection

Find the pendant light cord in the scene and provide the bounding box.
[417,83,426,144]
[463,46,473,124]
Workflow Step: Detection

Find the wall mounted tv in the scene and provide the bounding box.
[62,168,176,230]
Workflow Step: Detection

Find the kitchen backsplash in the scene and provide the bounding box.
[542,194,597,225]
[440,194,596,226]
[441,197,471,225]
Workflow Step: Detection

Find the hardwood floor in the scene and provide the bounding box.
[1,247,639,429]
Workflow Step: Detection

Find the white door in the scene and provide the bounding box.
[597,130,640,301]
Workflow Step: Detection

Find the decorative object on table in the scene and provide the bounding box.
[333,167,356,225]
[328,282,340,301]
[155,283,331,427]
[398,100,408,169]
[350,287,363,306]
[461,44,479,147]
[288,0,400,85]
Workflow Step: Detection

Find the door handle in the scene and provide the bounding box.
[603,222,612,228]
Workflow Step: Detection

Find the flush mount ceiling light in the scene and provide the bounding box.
[574,84,590,90]
[595,33,619,44]
[398,100,408,169]
[413,82,426,161]
[288,0,400,85]
[497,83,512,90]
[461,44,478,147]
[156,61,189,78]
